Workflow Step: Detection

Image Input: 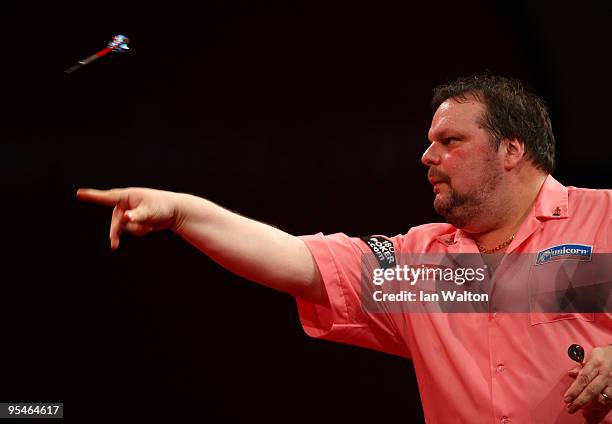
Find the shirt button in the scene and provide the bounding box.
[496,364,505,373]
[501,416,510,424]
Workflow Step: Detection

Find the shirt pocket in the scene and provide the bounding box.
[527,257,610,326]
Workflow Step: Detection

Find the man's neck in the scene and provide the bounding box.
[468,173,547,251]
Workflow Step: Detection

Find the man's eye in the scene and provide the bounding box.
[441,138,457,145]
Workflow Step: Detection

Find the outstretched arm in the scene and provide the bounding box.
[77,188,325,304]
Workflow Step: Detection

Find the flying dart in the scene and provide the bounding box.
[65,35,130,74]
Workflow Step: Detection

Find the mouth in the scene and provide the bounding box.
[427,170,449,192]
[429,179,448,194]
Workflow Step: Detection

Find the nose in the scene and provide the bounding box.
[421,143,441,167]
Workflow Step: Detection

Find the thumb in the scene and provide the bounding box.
[568,367,581,378]
[125,206,150,223]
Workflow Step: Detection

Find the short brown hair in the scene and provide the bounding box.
[432,73,556,173]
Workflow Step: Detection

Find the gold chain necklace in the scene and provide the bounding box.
[476,235,515,254]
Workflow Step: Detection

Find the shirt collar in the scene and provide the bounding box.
[532,174,569,219]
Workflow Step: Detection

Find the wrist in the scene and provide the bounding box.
[170,192,190,234]
[170,192,216,235]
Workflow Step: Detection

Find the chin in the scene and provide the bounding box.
[434,198,467,228]
[433,195,449,213]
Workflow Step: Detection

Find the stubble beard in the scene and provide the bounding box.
[434,166,503,229]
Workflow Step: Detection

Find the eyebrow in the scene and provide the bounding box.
[428,128,464,142]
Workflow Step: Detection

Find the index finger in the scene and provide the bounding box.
[76,188,125,207]
[564,362,599,403]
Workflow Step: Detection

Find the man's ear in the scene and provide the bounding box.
[500,137,525,170]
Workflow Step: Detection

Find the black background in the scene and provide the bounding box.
[1,0,610,422]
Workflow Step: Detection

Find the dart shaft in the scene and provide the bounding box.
[79,47,114,65]
[64,63,83,74]
[64,47,116,73]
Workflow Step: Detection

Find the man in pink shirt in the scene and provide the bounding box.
[78,74,612,423]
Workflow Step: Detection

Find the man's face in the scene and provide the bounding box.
[422,97,504,228]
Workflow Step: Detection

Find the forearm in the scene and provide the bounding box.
[171,193,324,302]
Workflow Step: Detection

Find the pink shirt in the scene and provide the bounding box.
[296,175,612,423]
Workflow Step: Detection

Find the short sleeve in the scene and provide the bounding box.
[296,232,411,358]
